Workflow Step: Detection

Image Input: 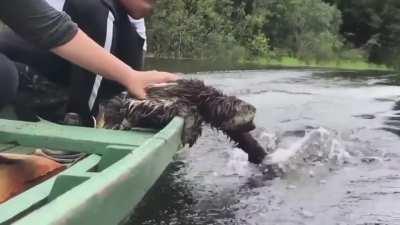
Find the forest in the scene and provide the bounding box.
[146,0,400,69]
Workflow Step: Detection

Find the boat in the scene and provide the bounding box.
[0,107,184,225]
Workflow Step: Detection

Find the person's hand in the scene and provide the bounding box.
[124,70,179,99]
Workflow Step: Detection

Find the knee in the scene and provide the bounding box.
[0,53,19,107]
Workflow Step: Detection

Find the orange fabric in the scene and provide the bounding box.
[0,153,65,203]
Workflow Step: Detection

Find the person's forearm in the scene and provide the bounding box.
[51,29,179,99]
[51,29,135,85]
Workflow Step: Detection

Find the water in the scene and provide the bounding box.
[129,69,400,225]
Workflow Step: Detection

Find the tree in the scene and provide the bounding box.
[262,0,343,61]
[323,0,400,67]
[147,0,269,61]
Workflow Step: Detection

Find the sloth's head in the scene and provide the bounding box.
[96,94,127,129]
[201,95,256,132]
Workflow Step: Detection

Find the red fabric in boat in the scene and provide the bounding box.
[0,153,65,203]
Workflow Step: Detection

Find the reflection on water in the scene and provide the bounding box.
[129,69,400,225]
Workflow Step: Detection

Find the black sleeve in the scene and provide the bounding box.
[0,0,78,49]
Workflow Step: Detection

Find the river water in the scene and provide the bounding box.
[129,69,400,225]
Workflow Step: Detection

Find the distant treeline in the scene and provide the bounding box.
[147,0,400,68]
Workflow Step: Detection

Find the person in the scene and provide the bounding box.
[0,0,178,121]
[130,17,148,67]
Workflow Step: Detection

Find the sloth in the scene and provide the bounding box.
[96,79,267,164]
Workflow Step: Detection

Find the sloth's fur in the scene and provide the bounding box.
[97,79,267,164]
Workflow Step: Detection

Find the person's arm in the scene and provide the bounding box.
[0,0,78,49]
[52,29,175,98]
[0,0,177,99]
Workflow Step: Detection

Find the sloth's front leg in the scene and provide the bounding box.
[224,131,267,164]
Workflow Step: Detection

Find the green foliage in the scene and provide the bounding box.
[248,33,270,58]
[147,0,398,68]
[368,1,400,68]
[147,0,268,61]
[241,56,388,71]
[322,0,400,68]
[262,0,343,62]
[337,48,366,62]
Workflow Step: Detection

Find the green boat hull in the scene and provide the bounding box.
[0,117,184,225]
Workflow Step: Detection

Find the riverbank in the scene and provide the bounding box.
[145,57,394,74]
[240,56,391,71]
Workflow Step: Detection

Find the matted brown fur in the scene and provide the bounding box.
[97,79,267,164]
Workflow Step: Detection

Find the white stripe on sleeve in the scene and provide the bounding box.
[88,12,115,110]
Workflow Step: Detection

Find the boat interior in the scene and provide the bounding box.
[0,105,171,224]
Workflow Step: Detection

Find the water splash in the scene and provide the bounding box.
[262,128,352,176]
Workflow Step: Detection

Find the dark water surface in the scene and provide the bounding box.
[128,69,400,225]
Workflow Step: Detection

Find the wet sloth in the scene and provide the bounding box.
[97,79,267,164]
